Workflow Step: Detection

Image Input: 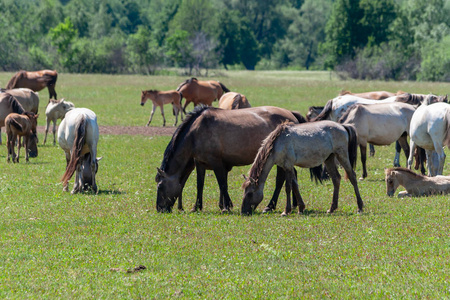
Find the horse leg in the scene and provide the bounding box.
[393,140,401,167]
[192,162,206,212]
[17,136,22,163]
[44,118,50,145]
[281,168,293,216]
[160,105,166,127]
[48,85,57,100]
[63,151,71,192]
[335,153,364,213]
[212,167,232,212]
[369,144,375,157]
[263,166,285,213]
[396,133,410,167]
[407,139,417,170]
[172,105,179,126]
[323,154,341,213]
[71,163,81,194]
[290,171,305,214]
[52,120,58,145]
[360,143,368,179]
[146,104,156,126]
[432,141,446,175]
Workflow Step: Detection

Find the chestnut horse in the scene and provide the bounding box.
[6,112,39,163]
[241,121,363,215]
[140,89,183,126]
[176,78,230,113]
[218,92,251,109]
[6,70,58,99]
[155,106,307,213]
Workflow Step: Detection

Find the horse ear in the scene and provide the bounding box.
[156,167,166,178]
[96,156,103,162]
[242,174,248,180]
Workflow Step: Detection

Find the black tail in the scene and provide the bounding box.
[342,124,358,169]
[309,165,323,184]
[310,99,333,122]
[219,82,230,93]
[291,111,307,124]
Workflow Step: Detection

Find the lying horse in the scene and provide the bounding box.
[339,102,416,179]
[155,106,307,213]
[58,108,100,194]
[241,121,363,215]
[44,99,75,145]
[385,167,450,197]
[176,78,230,113]
[408,96,450,176]
[218,92,251,109]
[140,89,183,126]
[5,112,39,163]
[6,70,58,99]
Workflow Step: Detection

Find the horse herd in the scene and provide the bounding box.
[2,70,450,214]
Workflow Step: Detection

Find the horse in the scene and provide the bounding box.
[241,121,363,216]
[155,106,308,213]
[43,99,75,145]
[140,89,183,127]
[6,70,58,99]
[385,167,450,197]
[5,112,38,163]
[407,97,450,176]
[0,93,32,145]
[339,90,405,100]
[339,102,417,179]
[218,92,251,109]
[58,108,100,194]
[1,88,40,113]
[176,78,230,113]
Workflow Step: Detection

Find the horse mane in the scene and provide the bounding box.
[61,115,87,185]
[231,94,242,109]
[244,121,291,187]
[338,103,361,124]
[310,99,333,122]
[396,93,430,105]
[385,167,426,179]
[339,90,352,96]
[5,70,26,89]
[6,94,25,114]
[218,81,230,93]
[396,90,407,95]
[176,78,197,91]
[160,105,210,171]
[145,89,159,93]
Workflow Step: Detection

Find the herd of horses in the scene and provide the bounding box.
[2,70,450,213]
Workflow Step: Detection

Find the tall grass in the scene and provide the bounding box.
[0,71,449,298]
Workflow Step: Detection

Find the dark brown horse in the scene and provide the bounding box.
[155,105,307,213]
[6,112,39,163]
[6,70,58,99]
[176,78,230,113]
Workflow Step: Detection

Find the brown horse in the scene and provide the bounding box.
[176,78,230,113]
[155,106,307,213]
[140,89,183,126]
[339,90,405,100]
[1,88,39,113]
[6,70,58,99]
[5,112,39,163]
[218,92,251,109]
[0,93,32,144]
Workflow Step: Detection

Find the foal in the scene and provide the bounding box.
[6,112,39,163]
[140,89,183,126]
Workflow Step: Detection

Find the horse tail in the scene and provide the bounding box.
[61,116,87,186]
[219,82,230,93]
[310,99,333,122]
[231,94,241,109]
[290,111,307,124]
[342,124,358,170]
[6,94,25,114]
[309,165,323,184]
[7,117,24,132]
[444,110,450,148]
[45,70,58,86]
[6,70,25,89]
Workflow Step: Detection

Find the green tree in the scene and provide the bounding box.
[165,30,194,73]
[49,17,78,69]
[127,26,163,74]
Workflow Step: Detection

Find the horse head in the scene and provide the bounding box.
[155,167,182,212]
[75,154,102,194]
[241,176,264,215]
[27,133,39,158]
[384,169,399,197]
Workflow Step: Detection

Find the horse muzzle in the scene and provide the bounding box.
[387,191,394,197]
[29,151,38,158]
[140,102,145,106]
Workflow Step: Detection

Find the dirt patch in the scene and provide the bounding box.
[36,125,176,136]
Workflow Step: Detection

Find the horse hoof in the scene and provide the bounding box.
[221,208,230,214]
[358,177,365,181]
[281,211,290,217]
[262,206,273,213]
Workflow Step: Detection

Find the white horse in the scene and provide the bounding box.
[58,108,101,194]
[408,97,450,176]
[44,99,75,145]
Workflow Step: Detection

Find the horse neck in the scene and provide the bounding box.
[249,153,276,192]
[396,171,428,192]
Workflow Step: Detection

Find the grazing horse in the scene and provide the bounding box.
[408,98,450,176]
[241,121,363,215]
[5,112,39,163]
[339,102,417,179]
[0,93,32,144]
[140,89,183,126]
[176,78,230,113]
[6,70,58,99]
[385,167,450,197]
[218,92,251,109]
[1,88,40,113]
[339,90,405,100]
[58,108,100,194]
[44,99,75,145]
[155,106,307,213]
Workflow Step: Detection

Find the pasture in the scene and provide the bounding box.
[0,71,449,298]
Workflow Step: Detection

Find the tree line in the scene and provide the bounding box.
[0,0,449,81]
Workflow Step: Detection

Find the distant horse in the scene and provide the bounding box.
[140,89,183,126]
[0,93,31,145]
[385,167,450,197]
[5,112,38,163]
[408,97,450,176]
[1,88,39,113]
[339,102,417,179]
[155,106,307,213]
[58,108,100,194]
[6,70,58,99]
[176,78,230,113]
[339,90,405,100]
[241,121,363,215]
[44,99,75,145]
[218,92,251,109]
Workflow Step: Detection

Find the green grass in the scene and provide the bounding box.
[0,71,449,298]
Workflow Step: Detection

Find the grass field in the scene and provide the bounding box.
[0,71,449,298]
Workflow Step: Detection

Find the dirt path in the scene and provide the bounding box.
[36,125,177,136]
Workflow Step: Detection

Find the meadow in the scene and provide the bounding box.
[0,71,449,298]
